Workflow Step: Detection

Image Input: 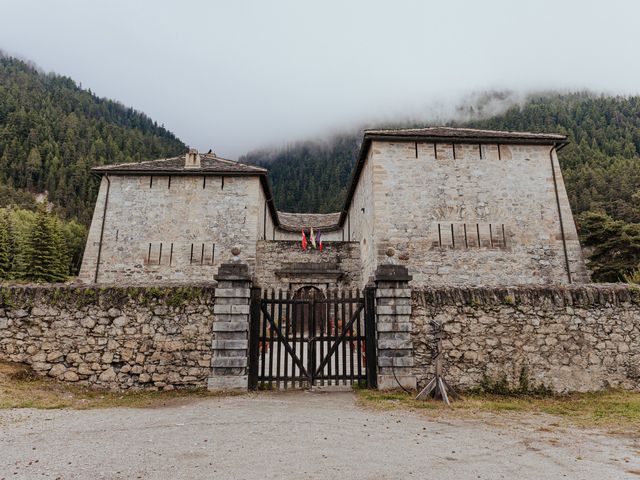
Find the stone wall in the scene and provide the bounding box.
[79,174,263,284]
[2,283,637,394]
[347,146,376,285]
[254,240,362,291]
[368,141,589,286]
[411,285,640,393]
[0,285,215,390]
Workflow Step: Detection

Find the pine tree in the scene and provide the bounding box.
[50,216,69,280]
[20,208,68,283]
[0,210,12,278]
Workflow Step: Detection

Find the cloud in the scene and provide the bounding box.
[0,0,637,157]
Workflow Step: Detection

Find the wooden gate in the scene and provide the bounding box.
[248,287,377,389]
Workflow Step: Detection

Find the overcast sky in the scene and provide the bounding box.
[1,0,638,158]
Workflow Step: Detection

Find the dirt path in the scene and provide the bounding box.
[0,391,638,479]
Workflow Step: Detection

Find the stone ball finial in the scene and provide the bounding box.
[385,247,397,265]
[231,245,241,263]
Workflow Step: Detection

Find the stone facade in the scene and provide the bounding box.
[0,286,215,390]
[80,174,263,284]
[367,141,589,286]
[411,285,640,393]
[254,240,362,291]
[345,146,376,284]
[79,128,588,290]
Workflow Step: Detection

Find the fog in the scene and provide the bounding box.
[1,0,638,157]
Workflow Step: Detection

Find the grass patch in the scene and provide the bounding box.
[0,362,237,410]
[469,367,554,397]
[355,387,640,434]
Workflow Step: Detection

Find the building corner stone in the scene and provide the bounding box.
[374,263,417,390]
[207,261,251,391]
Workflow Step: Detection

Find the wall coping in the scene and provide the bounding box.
[413,284,640,307]
[1,283,637,308]
[0,284,216,310]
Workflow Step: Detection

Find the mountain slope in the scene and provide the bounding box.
[0,54,186,223]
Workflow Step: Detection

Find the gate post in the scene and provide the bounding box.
[374,252,416,390]
[247,286,261,390]
[364,286,378,388]
[208,248,252,391]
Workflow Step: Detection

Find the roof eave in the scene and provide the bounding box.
[90,168,267,176]
[277,224,342,233]
[363,133,568,145]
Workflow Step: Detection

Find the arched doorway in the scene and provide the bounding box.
[292,286,326,335]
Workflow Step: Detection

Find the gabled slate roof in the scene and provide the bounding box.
[277,212,341,232]
[92,153,267,175]
[364,127,568,143]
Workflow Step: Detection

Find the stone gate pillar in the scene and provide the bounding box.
[208,249,251,391]
[374,254,416,390]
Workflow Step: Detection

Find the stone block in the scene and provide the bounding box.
[211,357,247,368]
[98,368,117,382]
[211,339,248,350]
[376,288,412,298]
[211,321,249,332]
[377,322,413,332]
[376,305,411,315]
[377,374,416,390]
[49,364,66,377]
[377,356,414,367]
[214,288,250,298]
[213,304,250,315]
[207,375,248,391]
[378,337,413,350]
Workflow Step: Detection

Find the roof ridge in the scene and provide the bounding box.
[210,155,266,170]
[364,126,566,138]
[96,156,179,169]
[92,151,267,174]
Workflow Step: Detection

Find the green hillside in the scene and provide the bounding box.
[0,53,186,279]
[0,54,186,224]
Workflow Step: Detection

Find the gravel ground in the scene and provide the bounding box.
[0,391,639,479]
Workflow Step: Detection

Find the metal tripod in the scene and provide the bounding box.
[415,320,459,405]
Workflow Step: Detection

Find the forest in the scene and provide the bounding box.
[0,51,639,282]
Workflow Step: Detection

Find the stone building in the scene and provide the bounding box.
[79,127,589,288]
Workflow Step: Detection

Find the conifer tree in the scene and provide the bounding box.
[20,208,68,283]
[0,210,12,279]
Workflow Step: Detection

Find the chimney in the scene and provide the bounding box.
[184,148,201,168]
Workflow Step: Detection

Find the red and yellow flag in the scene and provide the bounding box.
[301,229,307,250]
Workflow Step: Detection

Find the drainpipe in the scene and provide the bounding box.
[549,147,572,283]
[94,175,111,283]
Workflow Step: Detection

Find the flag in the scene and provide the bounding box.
[316,230,323,251]
[310,227,317,249]
[301,229,307,250]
